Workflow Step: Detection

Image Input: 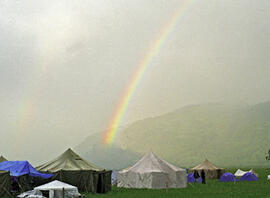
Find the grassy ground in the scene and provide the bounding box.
[83,168,270,198]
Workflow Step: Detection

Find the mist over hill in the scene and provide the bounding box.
[77,102,270,169]
[75,131,140,170]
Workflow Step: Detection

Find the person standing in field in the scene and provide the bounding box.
[201,169,206,184]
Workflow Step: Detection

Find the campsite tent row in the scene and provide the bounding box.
[116,153,229,189]
[0,149,111,197]
[0,150,262,195]
[219,172,258,182]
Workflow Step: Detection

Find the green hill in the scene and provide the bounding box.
[117,102,270,168]
[77,102,270,169]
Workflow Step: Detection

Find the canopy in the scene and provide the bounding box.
[35,180,78,191]
[240,172,258,181]
[190,159,225,179]
[0,156,7,163]
[117,152,187,189]
[219,172,238,182]
[36,148,103,172]
[0,161,53,178]
[35,180,81,198]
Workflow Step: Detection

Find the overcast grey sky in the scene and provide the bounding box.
[0,0,270,164]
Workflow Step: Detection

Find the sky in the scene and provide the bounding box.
[0,0,270,164]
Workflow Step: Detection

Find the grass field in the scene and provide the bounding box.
[83,168,270,198]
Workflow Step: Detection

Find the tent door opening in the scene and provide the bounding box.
[97,174,104,193]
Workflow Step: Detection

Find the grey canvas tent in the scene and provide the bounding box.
[0,156,7,163]
[36,148,111,193]
[0,171,11,197]
[190,159,225,179]
[117,152,187,189]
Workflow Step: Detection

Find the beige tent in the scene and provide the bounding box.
[190,159,225,179]
[36,148,111,193]
[0,156,7,163]
[117,152,187,189]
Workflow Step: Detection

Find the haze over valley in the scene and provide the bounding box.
[0,0,270,167]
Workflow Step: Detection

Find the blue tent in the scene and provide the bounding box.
[187,173,202,183]
[0,161,53,178]
[240,172,258,181]
[219,172,238,182]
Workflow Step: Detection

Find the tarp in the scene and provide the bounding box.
[0,156,7,163]
[117,152,187,189]
[35,180,80,198]
[187,173,202,183]
[219,172,238,182]
[190,159,225,179]
[240,172,258,181]
[0,161,53,179]
[36,149,111,193]
[0,171,11,197]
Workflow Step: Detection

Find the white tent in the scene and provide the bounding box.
[234,169,247,177]
[234,169,257,177]
[117,152,187,189]
[34,180,81,198]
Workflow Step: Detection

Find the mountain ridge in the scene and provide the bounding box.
[76,102,270,169]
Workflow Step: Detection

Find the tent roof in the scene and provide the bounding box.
[120,152,185,174]
[35,180,77,191]
[219,172,237,182]
[234,169,247,177]
[0,156,7,163]
[191,159,224,171]
[0,161,53,178]
[234,169,256,177]
[36,148,104,172]
[240,172,258,181]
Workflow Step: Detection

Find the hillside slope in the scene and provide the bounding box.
[77,102,270,169]
[117,102,270,168]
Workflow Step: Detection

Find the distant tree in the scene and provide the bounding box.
[266,149,270,161]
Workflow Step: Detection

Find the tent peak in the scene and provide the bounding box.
[36,148,104,172]
[0,155,7,162]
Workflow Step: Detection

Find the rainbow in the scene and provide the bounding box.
[104,0,194,144]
